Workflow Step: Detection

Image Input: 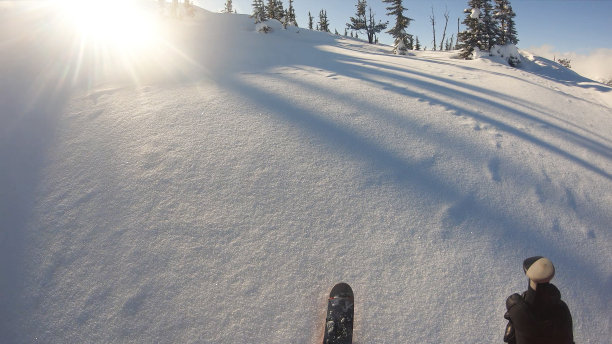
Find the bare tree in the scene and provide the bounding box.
[439,7,449,51]
[366,7,388,44]
[456,17,460,49]
[429,6,436,51]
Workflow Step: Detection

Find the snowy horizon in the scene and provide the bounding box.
[195,0,612,84]
[526,45,612,84]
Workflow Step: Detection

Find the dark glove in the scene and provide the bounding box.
[504,321,515,343]
[506,293,523,311]
[503,294,523,343]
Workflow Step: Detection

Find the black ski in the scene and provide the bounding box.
[323,283,354,344]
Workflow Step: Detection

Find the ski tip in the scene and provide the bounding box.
[329,282,353,299]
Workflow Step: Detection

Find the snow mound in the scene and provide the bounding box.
[490,44,522,66]
[468,45,522,67]
[256,21,273,33]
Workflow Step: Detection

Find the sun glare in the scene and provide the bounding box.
[51,0,171,86]
[57,0,159,50]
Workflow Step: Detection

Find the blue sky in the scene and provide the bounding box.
[195,0,612,54]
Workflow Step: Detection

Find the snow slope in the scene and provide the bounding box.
[1,2,611,343]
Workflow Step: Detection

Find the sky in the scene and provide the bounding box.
[194,0,612,81]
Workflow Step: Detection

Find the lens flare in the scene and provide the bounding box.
[57,0,159,50]
[51,0,169,87]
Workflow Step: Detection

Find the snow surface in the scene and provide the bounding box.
[1,2,611,343]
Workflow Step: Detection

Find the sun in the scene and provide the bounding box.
[56,0,159,50]
[52,0,171,87]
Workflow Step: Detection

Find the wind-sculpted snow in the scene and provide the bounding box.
[1,2,610,343]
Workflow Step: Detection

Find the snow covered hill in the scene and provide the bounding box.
[1,2,610,343]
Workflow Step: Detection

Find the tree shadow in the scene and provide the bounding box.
[340,42,612,112]
[337,53,612,148]
[220,67,610,305]
[318,54,612,179]
[270,66,612,226]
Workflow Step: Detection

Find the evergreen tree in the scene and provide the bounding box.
[318,9,330,32]
[494,0,518,45]
[415,36,421,50]
[366,8,388,44]
[252,0,266,23]
[557,58,571,69]
[287,0,297,26]
[482,0,500,50]
[445,34,455,50]
[505,12,517,45]
[266,0,277,20]
[308,11,314,30]
[383,0,413,54]
[347,0,367,35]
[347,1,387,44]
[275,0,284,21]
[458,0,512,57]
[458,0,487,59]
[224,0,233,13]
